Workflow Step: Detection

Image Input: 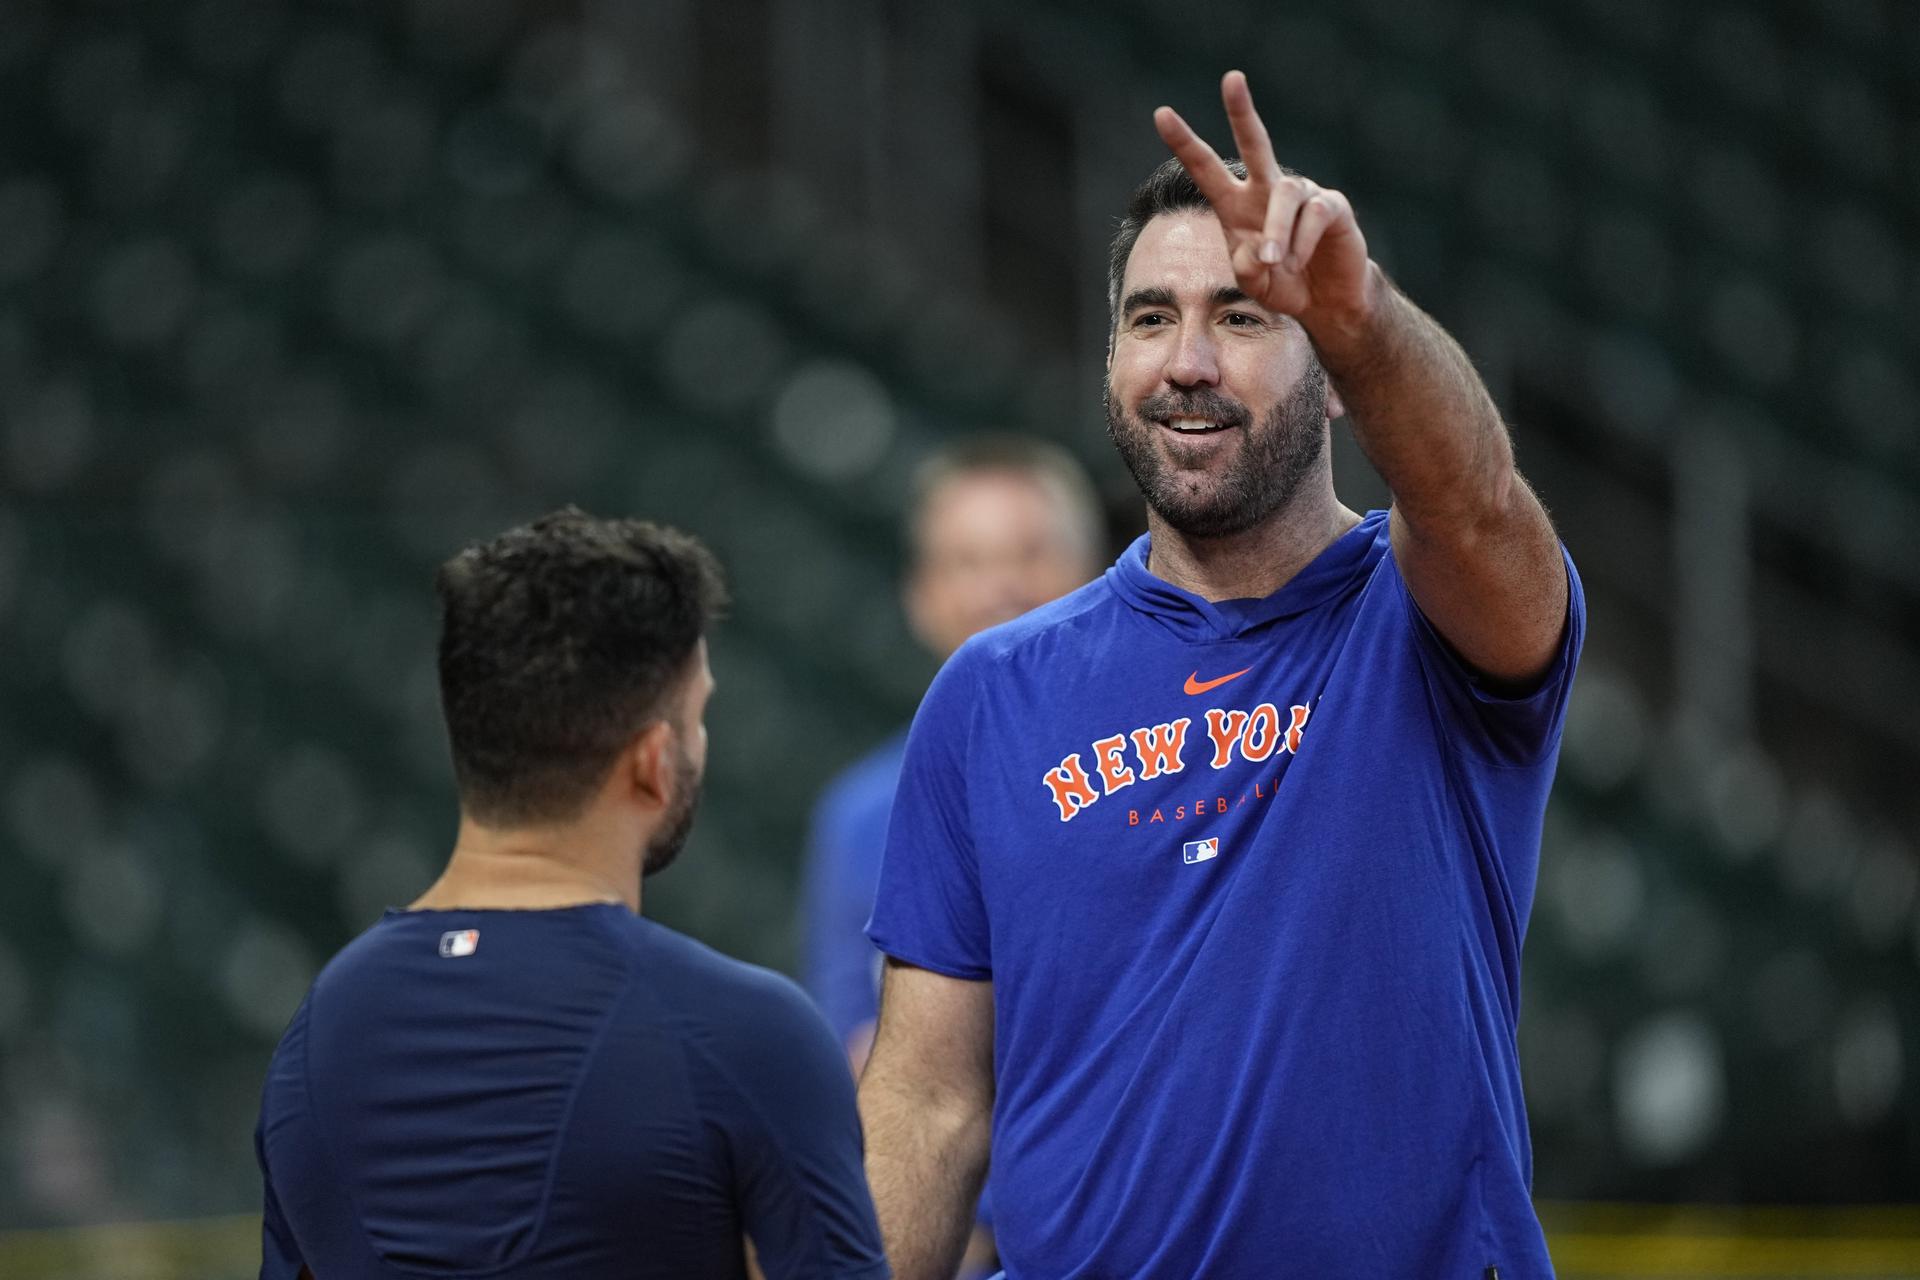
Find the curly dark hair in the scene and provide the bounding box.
[434,507,726,826]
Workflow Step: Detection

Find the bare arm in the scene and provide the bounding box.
[1156,71,1567,685]
[1321,270,1565,685]
[857,959,994,1280]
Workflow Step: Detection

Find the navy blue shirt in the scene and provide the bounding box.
[257,904,888,1280]
[870,513,1584,1278]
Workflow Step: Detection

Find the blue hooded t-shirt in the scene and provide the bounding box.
[868,511,1583,1279]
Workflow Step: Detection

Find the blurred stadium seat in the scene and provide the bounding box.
[0,0,1912,1263]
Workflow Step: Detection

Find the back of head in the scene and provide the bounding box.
[435,507,726,828]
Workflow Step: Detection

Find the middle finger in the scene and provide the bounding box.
[1221,70,1280,181]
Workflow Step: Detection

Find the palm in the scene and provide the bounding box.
[1153,71,1371,330]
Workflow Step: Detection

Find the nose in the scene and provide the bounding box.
[1164,319,1219,389]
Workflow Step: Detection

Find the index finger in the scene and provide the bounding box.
[1153,105,1240,208]
[1220,69,1279,179]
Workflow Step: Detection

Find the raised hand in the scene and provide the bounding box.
[1154,70,1375,337]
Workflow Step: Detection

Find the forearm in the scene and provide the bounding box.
[1313,263,1566,681]
[858,1066,992,1280]
[1154,74,1567,682]
[1310,264,1519,534]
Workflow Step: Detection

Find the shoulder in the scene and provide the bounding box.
[1349,508,1400,588]
[929,574,1122,710]
[962,574,1119,667]
[306,914,406,998]
[639,927,855,1126]
[635,921,839,1050]
[906,583,1105,738]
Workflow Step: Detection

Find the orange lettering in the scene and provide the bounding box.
[1130,718,1191,780]
[1203,708,1249,769]
[1173,804,1186,820]
[1092,734,1136,796]
[1242,703,1281,761]
[1042,753,1100,822]
[1285,703,1311,754]
[1149,808,1165,823]
[1215,797,1228,814]
[1128,809,1140,826]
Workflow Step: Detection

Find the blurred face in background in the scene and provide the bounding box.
[906,468,1098,659]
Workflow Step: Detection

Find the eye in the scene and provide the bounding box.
[1132,312,1170,329]
[1222,311,1262,327]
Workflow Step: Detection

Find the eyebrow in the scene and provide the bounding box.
[1120,286,1175,314]
[1120,284,1258,314]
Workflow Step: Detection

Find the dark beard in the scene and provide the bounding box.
[641,748,702,878]
[1104,363,1329,539]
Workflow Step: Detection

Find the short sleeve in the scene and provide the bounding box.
[702,974,891,1280]
[1396,543,1586,767]
[865,649,992,980]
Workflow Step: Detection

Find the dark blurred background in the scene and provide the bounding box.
[0,0,1915,1266]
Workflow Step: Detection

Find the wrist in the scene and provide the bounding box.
[1303,260,1389,369]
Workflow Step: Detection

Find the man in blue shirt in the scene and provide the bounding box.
[800,437,1103,1280]
[801,437,1104,1070]
[256,509,888,1280]
[860,73,1584,1279]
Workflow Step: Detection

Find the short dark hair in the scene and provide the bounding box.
[435,507,726,826]
[1108,155,1280,331]
[906,434,1104,565]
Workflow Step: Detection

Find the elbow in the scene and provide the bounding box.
[1456,420,1530,543]
[1391,406,1521,542]
[861,1060,992,1131]
[1396,454,1551,575]
[1462,414,1521,526]
[859,1055,993,1155]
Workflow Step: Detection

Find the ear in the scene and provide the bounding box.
[1325,377,1346,422]
[625,720,676,813]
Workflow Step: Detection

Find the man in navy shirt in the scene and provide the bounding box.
[256,509,888,1280]
[861,73,1583,1279]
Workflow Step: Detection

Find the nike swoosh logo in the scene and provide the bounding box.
[1184,667,1252,696]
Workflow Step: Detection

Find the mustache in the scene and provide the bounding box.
[1133,388,1252,429]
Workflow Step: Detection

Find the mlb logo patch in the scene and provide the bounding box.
[438,929,480,958]
[1182,838,1219,864]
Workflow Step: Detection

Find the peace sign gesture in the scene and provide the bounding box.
[1154,71,1375,340]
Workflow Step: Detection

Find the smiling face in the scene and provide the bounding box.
[1105,209,1334,539]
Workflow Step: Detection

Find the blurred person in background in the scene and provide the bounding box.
[800,436,1106,1068]
[255,509,887,1280]
[799,436,1104,1280]
[858,73,1583,1279]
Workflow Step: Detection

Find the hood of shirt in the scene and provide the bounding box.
[1104,510,1392,644]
